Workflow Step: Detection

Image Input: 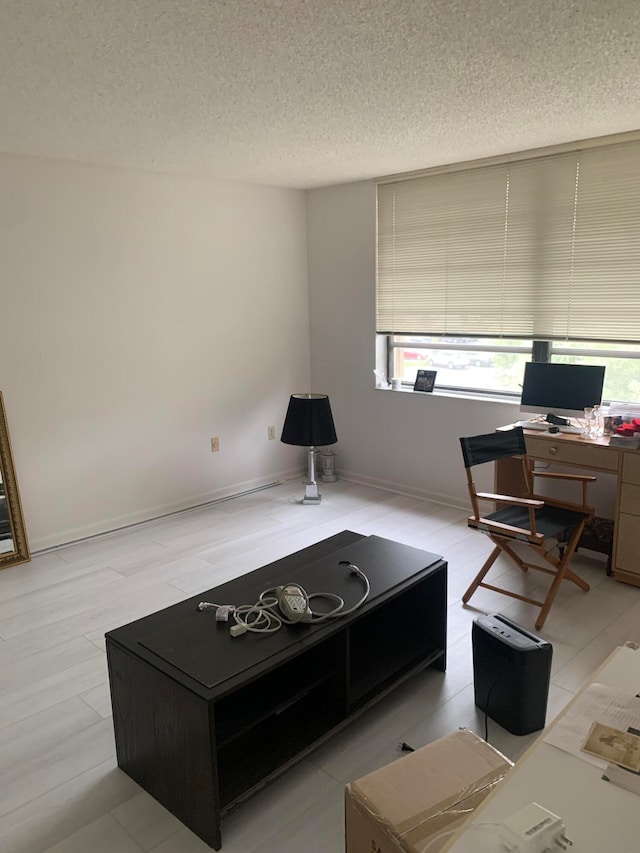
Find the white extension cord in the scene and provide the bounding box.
[198,560,370,637]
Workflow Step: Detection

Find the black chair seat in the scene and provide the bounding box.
[486,505,588,542]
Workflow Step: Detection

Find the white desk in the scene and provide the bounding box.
[443,644,640,853]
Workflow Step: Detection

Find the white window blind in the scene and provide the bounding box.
[376,138,640,342]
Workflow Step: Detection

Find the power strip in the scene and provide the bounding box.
[276,584,312,622]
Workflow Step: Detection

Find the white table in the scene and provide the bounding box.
[443,644,640,853]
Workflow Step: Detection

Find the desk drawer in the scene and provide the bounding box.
[622,452,640,485]
[615,512,640,576]
[525,437,619,472]
[620,483,640,517]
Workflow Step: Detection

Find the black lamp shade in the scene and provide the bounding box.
[281,394,337,447]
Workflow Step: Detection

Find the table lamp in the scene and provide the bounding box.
[281,393,337,504]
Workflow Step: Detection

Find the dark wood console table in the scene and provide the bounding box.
[106,531,447,849]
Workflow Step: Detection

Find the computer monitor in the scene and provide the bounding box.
[520,362,606,420]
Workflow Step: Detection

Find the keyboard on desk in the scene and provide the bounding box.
[515,420,583,434]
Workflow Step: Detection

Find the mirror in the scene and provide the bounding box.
[0,392,30,569]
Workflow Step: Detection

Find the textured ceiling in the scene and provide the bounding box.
[1,0,640,189]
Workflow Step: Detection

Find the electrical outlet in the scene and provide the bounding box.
[211,436,220,452]
[268,425,276,440]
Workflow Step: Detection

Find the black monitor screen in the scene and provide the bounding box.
[520,362,605,419]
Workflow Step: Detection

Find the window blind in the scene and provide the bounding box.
[376,138,640,343]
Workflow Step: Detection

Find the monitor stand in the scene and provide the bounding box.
[545,412,570,426]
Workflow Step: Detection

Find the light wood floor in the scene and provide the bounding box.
[1,478,638,853]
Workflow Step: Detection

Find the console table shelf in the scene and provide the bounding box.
[106,531,447,849]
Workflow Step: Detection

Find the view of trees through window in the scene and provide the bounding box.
[389,336,640,403]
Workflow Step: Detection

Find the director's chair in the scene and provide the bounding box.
[460,426,596,630]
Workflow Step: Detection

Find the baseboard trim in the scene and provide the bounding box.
[32,469,303,554]
[32,466,466,554]
[338,469,468,512]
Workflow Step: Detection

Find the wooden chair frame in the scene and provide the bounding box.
[461,433,596,630]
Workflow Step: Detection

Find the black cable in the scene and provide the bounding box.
[483,667,507,744]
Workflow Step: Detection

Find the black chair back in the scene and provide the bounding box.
[460,427,526,468]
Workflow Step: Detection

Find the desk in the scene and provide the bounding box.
[443,643,640,852]
[496,427,640,586]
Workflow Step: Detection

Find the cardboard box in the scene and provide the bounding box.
[345,728,512,853]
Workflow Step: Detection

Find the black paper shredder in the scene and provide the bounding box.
[472,614,553,735]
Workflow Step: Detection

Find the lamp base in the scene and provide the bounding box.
[302,482,321,504]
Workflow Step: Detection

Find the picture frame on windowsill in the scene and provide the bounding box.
[414,369,437,392]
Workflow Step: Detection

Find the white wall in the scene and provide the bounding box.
[3,162,614,552]
[307,180,616,516]
[1,154,310,549]
[307,181,531,505]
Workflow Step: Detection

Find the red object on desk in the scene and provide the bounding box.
[615,418,640,435]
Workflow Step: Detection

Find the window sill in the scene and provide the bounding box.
[376,385,521,407]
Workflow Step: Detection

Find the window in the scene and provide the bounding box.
[389,336,531,395]
[388,335,640,398]
[548,342,640,404]
[377,132,640,399]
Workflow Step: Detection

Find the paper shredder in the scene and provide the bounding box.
[472,614,553,735]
